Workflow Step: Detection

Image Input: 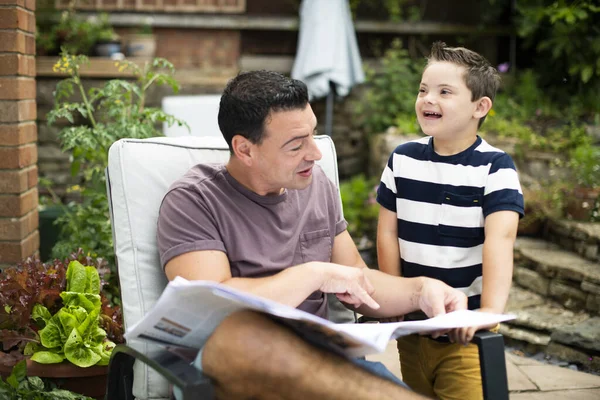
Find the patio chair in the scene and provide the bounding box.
[104,135,509,400]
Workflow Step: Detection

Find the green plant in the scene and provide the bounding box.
[47,52,184,270]
[569,142,600,188]
[37,8,118,56]
[340,175,380,245]
[0,251,123,369]
[28,261,114,368]
[353,39,424,135]
[516,1,600,115]
[0,360,93,399]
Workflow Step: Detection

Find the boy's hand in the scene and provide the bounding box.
[448,308,500,345]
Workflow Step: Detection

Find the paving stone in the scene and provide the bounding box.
[500,325,551,346]
[506,302,589,332]
[505,351,547,366]
[517,365,600,391]
[516,238,600,284]
[506,361,538,392]
[506,285,546,311]
[551,317,600,353]
[510,389,600,400]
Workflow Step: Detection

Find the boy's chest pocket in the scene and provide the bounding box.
[438,191,484,238]
[300,229,332,263]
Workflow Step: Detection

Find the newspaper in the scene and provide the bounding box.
[125,277,515,358]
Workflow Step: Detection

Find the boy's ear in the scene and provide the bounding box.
[473,96,493,119]
[231,135,254,166]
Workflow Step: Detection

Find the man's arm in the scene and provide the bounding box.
[165,249,380,310]
[452,210,519,344]
[377,207,401,276]
[331,227,467,319]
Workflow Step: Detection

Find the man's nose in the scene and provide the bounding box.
[306,136,322,161]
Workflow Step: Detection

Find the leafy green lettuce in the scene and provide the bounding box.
[29,261,115,368]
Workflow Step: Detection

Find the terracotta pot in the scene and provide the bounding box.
[0,360,108,400]
[565,186,600,221]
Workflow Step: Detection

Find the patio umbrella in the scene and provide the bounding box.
[291,0,365,137]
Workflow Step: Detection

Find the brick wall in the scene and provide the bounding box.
[55,0,246,13]
[0,0,38,266]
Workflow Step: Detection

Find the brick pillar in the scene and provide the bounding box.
[0,0,38,266]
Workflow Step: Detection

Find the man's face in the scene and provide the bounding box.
[415,61,480,139]
[251,104,322,195]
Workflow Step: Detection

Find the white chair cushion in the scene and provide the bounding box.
[107,135,351,399]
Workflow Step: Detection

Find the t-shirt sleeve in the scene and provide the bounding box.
[483,153,525,218]
[157,187,226,269]
[376,150,398,212]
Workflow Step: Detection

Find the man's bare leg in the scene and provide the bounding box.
[202,310,430,400]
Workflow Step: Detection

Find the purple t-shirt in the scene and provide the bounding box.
[157,163,348,318]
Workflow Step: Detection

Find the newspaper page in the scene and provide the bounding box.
[125,278,515,358]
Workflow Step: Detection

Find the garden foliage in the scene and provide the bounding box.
[47,53,184,267]
[0,360,93,399]
[28,261,115,368]
[0,251,123,369]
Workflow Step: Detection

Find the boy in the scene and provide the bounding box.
[376,42,524,400]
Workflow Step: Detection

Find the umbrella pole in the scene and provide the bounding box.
[325,81,335,137]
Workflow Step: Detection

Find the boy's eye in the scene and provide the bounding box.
[441,89,451,95]
[418,88,426,93]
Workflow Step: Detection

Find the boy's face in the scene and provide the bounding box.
[415,61,482,139]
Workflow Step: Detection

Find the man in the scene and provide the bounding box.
[158,70,467,399]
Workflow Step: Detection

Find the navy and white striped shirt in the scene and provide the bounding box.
[377,136,524,310]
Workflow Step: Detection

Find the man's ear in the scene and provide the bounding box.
[474,96,493,119]
[231,135,254,166]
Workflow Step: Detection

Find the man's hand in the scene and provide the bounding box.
[310,262,380,310]
[416,277,467,317]
[448,307,499,345]
[415,278,467,338]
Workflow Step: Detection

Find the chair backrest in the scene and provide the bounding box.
[161,95,222,137]
[106,135,353,400]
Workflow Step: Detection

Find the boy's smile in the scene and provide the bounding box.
[416,61,483,144]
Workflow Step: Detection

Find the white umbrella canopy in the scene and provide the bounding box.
[292,0,365,136]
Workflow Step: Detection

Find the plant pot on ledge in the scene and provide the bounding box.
[0,360,108,400]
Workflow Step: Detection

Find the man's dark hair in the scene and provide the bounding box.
[427,41,501,127]
[218,70,309,151]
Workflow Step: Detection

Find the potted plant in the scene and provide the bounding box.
[125,22,157,58]
[0,251,124,399]
[92,14,122,58]
[566,142,600,221]
[37,8,119,57]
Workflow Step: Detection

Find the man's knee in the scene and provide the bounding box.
[202,310,301,377]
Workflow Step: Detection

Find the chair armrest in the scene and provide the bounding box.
[106,344,215,400]
[473,331,509,400]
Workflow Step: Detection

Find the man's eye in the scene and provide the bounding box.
[291,145,302,151]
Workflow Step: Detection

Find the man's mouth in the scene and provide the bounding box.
[298,166,313,177]
[423,111,442,119]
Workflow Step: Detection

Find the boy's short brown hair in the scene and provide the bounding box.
[427,42,501,126]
